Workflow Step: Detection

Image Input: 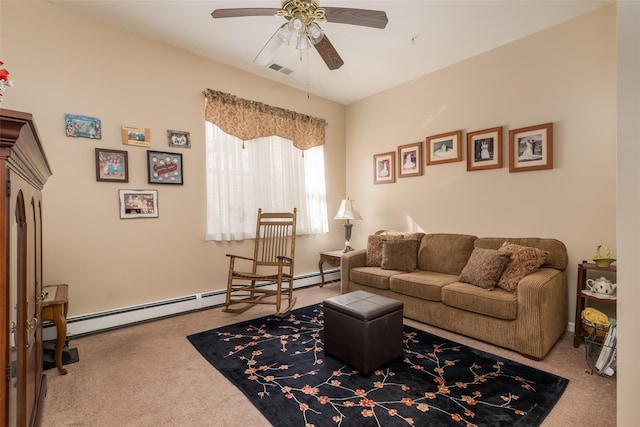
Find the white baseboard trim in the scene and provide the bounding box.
[43,269,340,340]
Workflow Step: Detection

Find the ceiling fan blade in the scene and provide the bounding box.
[211,8,279,19]
[323,7,388,29]
[313,35,344,70]
[253,25,285,67]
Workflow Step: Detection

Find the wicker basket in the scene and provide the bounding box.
[581,311,609,339]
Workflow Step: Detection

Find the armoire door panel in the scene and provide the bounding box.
[1,108,51,426]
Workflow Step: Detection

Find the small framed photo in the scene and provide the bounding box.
[509,122,553,172]
[397,142,422,178]
[373,151,396,184]
[65,114,102,139]
[467,126,503,171]
[122,126,151,147]
[167,130,191,148]
[119,189,158,219]
[147,150,183,185]
[426,130,462,165]
[95,148,128,182]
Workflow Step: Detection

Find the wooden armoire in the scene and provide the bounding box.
[1,109,52,426]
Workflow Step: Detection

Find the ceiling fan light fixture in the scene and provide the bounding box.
[307,22,324,44]
[276,23,293,45]
[296,34,312,50]
[290,16,304,31]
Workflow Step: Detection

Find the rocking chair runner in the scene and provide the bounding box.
[224,208,297,317]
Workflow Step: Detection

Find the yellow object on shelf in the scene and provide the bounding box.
[589,244,616,268]
[582,307,610,326]
[581,307,610,339]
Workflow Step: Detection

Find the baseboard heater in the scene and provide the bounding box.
[43,269,340,340]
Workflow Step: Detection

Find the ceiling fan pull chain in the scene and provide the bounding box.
[306,49,310,99]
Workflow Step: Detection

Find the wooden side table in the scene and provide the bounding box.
[42,284,69,375]
[318,250,344,287]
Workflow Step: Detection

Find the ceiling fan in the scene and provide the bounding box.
[211,0,388,70]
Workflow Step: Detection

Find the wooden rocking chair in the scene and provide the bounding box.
[224,208,297,317]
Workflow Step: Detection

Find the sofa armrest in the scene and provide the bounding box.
[340,249,366,293]
[514,268,568,359]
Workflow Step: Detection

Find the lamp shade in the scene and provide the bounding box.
[333,199,362,221]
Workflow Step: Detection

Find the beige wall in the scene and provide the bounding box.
[1,1,346,315]
[616,1,639,424]
[345,5,617,326]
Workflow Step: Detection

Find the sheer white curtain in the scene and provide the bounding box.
[205,121,328,241]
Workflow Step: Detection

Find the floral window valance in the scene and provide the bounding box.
[203,89,326,150]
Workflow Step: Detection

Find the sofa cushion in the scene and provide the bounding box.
[497,242,549,292]
[376,230,425,239]
[376,230,406,237]
[442,282,518,320]
[417,233,478,275]
[458,248,512,290]
[398,232,426,241]
[474,237,567,270]
[366,235,403,267]
[389,271,459,302]
[349,267,399,290]
[381,239,420,271]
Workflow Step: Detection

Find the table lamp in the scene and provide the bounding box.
[334,198,362,252]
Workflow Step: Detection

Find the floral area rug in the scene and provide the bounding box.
[187,304,568,426]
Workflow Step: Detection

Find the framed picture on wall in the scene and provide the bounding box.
[65,114,102,139]
[397,142,422,178]
[509,122,553,172]
[119,189,158,219]
[426,130,462,165]
[167,129,191,148]
[467,126,503,171]
[95,148,128,182]
[373,151,396,184]
[122,125,151,147]
[147,150,183,185]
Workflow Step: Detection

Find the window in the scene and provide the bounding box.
[205,122,328,241]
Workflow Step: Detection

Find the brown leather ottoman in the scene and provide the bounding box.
[323,290,404,376]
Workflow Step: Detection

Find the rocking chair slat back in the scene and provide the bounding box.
[254,210,296,269]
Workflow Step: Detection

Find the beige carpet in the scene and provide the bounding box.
[41,283,616,426]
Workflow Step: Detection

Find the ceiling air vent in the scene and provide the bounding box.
[268,63,293,75]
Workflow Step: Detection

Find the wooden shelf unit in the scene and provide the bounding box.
[573,260,617,348]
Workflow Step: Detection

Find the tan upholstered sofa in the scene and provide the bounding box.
[340,232,569,360]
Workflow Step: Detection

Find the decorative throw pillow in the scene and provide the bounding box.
[366,234,402,267]
[380,239,420,271]
[458,248,512,290]
[497,242,549,292]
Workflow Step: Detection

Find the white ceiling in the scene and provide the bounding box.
[48,0,610,105]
